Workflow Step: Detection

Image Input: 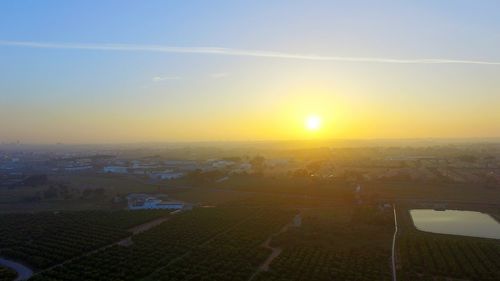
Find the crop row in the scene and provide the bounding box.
[255,206,393,281]
[143,208,295,281]
[30,207,256,281]
[254,246,391,281]
[0,210,170,269]
[399,232,500,281]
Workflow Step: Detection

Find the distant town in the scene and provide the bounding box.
[1,142,499,191]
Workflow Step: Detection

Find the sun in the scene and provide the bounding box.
[305,115,322,131]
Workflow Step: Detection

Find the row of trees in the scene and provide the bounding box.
[144,208,295,281]
[399,232,500,280]
[255,207,393,281]
[256,246,391,281]
[0,210,170,269]
[21,184,106,203]
[31,207,259,281]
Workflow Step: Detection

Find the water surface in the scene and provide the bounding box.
[0,257,33,281]
[410,209,500,239]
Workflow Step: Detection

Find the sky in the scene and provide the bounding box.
[1,0,499,144]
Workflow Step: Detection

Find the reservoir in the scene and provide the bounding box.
[410,209,500,239]
[0,257,33,281]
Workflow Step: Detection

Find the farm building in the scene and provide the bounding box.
[127,194,184,210]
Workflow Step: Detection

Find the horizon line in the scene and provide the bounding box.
[3,137,500,147]
[2,40,500,65]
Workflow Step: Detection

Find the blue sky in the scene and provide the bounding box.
[1,1,499,143]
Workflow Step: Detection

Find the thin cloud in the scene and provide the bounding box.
[1,40,500,65]
[152,76,181,82]
[210,72,229,79]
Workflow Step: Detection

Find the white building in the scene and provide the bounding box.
[150,171,185,180]
[164,160,199,171]
[128,196,184,210]
[65,165,93,172]
[293,214,302,227]
[131,162,162,169]
[211,160,235,169]
[230,163,252,174]
[103,166,128,174]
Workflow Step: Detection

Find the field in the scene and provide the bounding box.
[0,210,170,270]
[29,207,293,281]
[3,172,499,214]
[397,206,500,281]
[51,174,164,195]
[0,174,165,213]
[1,192,500,281]
[214,175,500,203]
[143,208,294,281]
[163,187,254,205]
[253,205,394,281]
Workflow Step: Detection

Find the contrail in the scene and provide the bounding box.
[1,40,500,65]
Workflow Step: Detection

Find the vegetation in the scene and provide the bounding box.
[254,205,394,281]
[143,208,294,281]
[0,210,170,269]
[0,266,17,281]
[30,207,260,281]
[255,246,390,281]
[3,197,499,281]
[397,207,500,281]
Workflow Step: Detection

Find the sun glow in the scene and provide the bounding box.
[305,115,322,131]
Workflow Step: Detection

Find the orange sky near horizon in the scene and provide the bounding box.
[1,1,500,144]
